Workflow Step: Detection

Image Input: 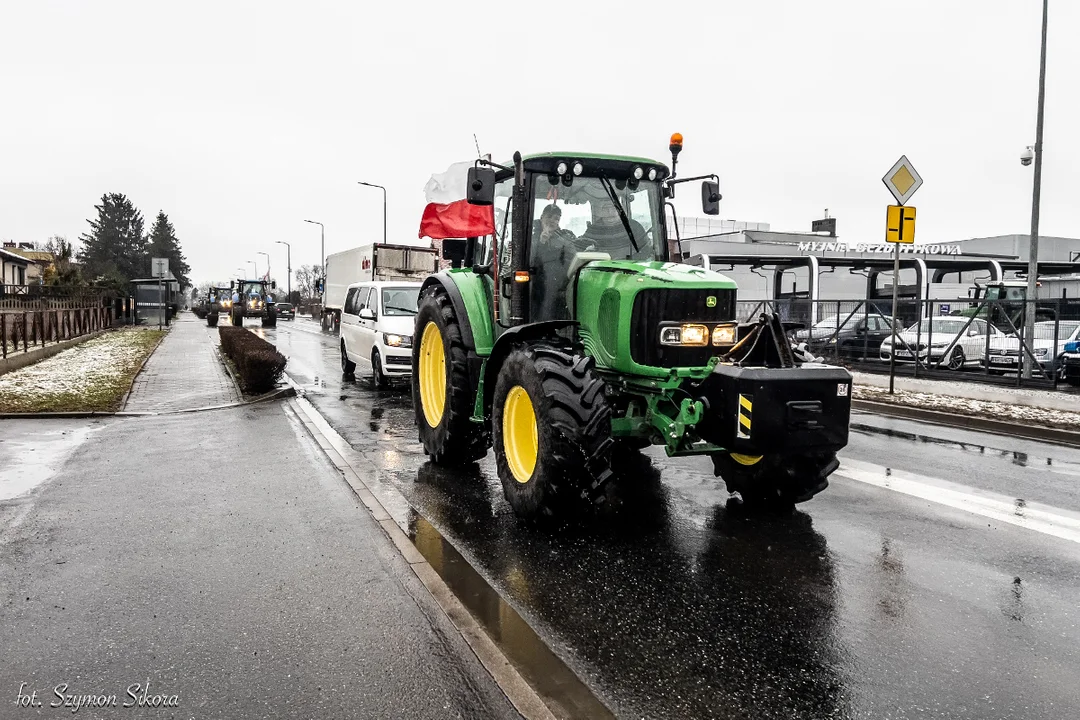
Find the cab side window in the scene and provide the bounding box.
[344,288,358,315]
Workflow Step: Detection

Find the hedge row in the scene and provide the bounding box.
[218,326,287,393]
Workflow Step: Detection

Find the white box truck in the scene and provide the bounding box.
[322,243,439,332]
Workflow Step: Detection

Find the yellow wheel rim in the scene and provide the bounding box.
[731,453,763,466]
[418,322,446,428]
[502,385,538,483]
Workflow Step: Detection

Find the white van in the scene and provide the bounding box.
[339,281,421,387]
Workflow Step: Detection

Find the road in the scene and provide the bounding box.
[267,317,1080,720]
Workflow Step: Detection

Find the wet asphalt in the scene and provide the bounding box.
[268,318,1080,720]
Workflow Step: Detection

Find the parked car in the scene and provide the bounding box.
[879,316,999,370]
[1062,340,1080,386]
[983,320,1080,377]
[275,302,296,320]
[791,312,896,360]
[339,281,422,387]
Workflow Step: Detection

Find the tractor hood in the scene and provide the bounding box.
[578,259,737,289]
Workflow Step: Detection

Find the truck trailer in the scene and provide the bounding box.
[321,243,439,332]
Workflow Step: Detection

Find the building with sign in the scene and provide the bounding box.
[678,225,1080,322]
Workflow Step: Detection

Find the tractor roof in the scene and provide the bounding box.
[522,151,667,166]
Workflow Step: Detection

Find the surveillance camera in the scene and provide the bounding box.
[1020,146,1035,167]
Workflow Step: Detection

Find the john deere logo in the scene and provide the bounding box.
[706,296,717,308]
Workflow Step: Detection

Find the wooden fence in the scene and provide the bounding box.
[0,306,113,359]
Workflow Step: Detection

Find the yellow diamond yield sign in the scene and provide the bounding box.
[882,155,923,205]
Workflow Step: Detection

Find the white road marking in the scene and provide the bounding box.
[835,457,1080,546]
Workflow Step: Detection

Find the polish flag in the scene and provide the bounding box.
[418,161,495,240]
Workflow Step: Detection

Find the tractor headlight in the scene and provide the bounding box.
[712,324,737,346]
[660,324,709,346]
[382,332,412,348]
[573,162,584,176]
[648,168,658,181]
[556,161,568,175]
[632,166,644,180]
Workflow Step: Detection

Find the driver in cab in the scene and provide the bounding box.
[579,197,646,250]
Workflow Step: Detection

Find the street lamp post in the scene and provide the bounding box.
[303,219,325,303]
[257,251,270,281]
[275,241,291,300]
[357,181,387,245]
[1023,0,1049,379]
[246,260,256,278]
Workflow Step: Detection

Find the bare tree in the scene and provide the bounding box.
[294,264,317,302]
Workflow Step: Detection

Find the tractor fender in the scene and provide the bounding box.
[481,320,578,419]
[420,272,495,355]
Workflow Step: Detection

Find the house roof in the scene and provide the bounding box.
[0,247,32,265]
[7,249,53,263]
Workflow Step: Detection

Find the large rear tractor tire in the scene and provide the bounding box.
[711,451,839,511]
[413,286,490,466]
[230,307,244,326]
[206,312,219,327]
[492,345,614,519]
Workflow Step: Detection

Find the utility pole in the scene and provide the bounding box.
[1024,0,1049,379]
[357,181,388,245]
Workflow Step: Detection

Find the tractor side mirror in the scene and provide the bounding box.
[467,167,496,206]
[701,180,721,216]
[271,281,277,290]
[441,238,467,265]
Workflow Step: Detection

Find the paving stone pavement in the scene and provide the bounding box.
[124,313,240,412]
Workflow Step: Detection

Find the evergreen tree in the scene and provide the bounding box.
[146,210,191,289]
[77,193,147,282]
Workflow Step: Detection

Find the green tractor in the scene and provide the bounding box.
[204,285,232,327]
[412,136,851,518]
[961,280,1054,332]
[229,279,278,328]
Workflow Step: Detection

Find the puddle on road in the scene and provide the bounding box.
[0,423,101,501]
[408,512,615,720]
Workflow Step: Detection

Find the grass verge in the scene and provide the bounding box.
[0,328,166,413]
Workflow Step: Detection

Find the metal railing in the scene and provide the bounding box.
[1,306,114,359]
[737,297,1080,390]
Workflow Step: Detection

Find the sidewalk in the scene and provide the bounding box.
[124,312,239,411]
[0,316,521,719]
[852,369,1080,413]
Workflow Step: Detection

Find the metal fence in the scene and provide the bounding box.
[737,297,1080,389]
[0,285,121,311]
[0,306,114,359]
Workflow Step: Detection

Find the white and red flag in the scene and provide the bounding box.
[418,161,495,240]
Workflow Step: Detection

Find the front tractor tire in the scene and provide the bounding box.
[711,451,840,511]
[230,307,244,326]
[262,308,277,327]
[413,286,489,466]
[206,312,219,327]
[492,346,614,519]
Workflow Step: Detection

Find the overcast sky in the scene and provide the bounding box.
[2,0,1076,285]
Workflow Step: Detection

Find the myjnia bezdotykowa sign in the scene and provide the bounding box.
[797,241,961,255]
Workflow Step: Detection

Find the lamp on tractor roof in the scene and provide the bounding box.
[669,132,683,178]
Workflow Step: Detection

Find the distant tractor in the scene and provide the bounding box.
[412,135,852,519]
[229,279,278,327]
[205,286,232,327]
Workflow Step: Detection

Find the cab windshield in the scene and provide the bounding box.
[531,175,664,262]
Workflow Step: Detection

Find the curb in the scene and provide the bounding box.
[0,387,296,420]
[118,327,170,410]
[283,392,562,720]
[852,398,1080,448]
